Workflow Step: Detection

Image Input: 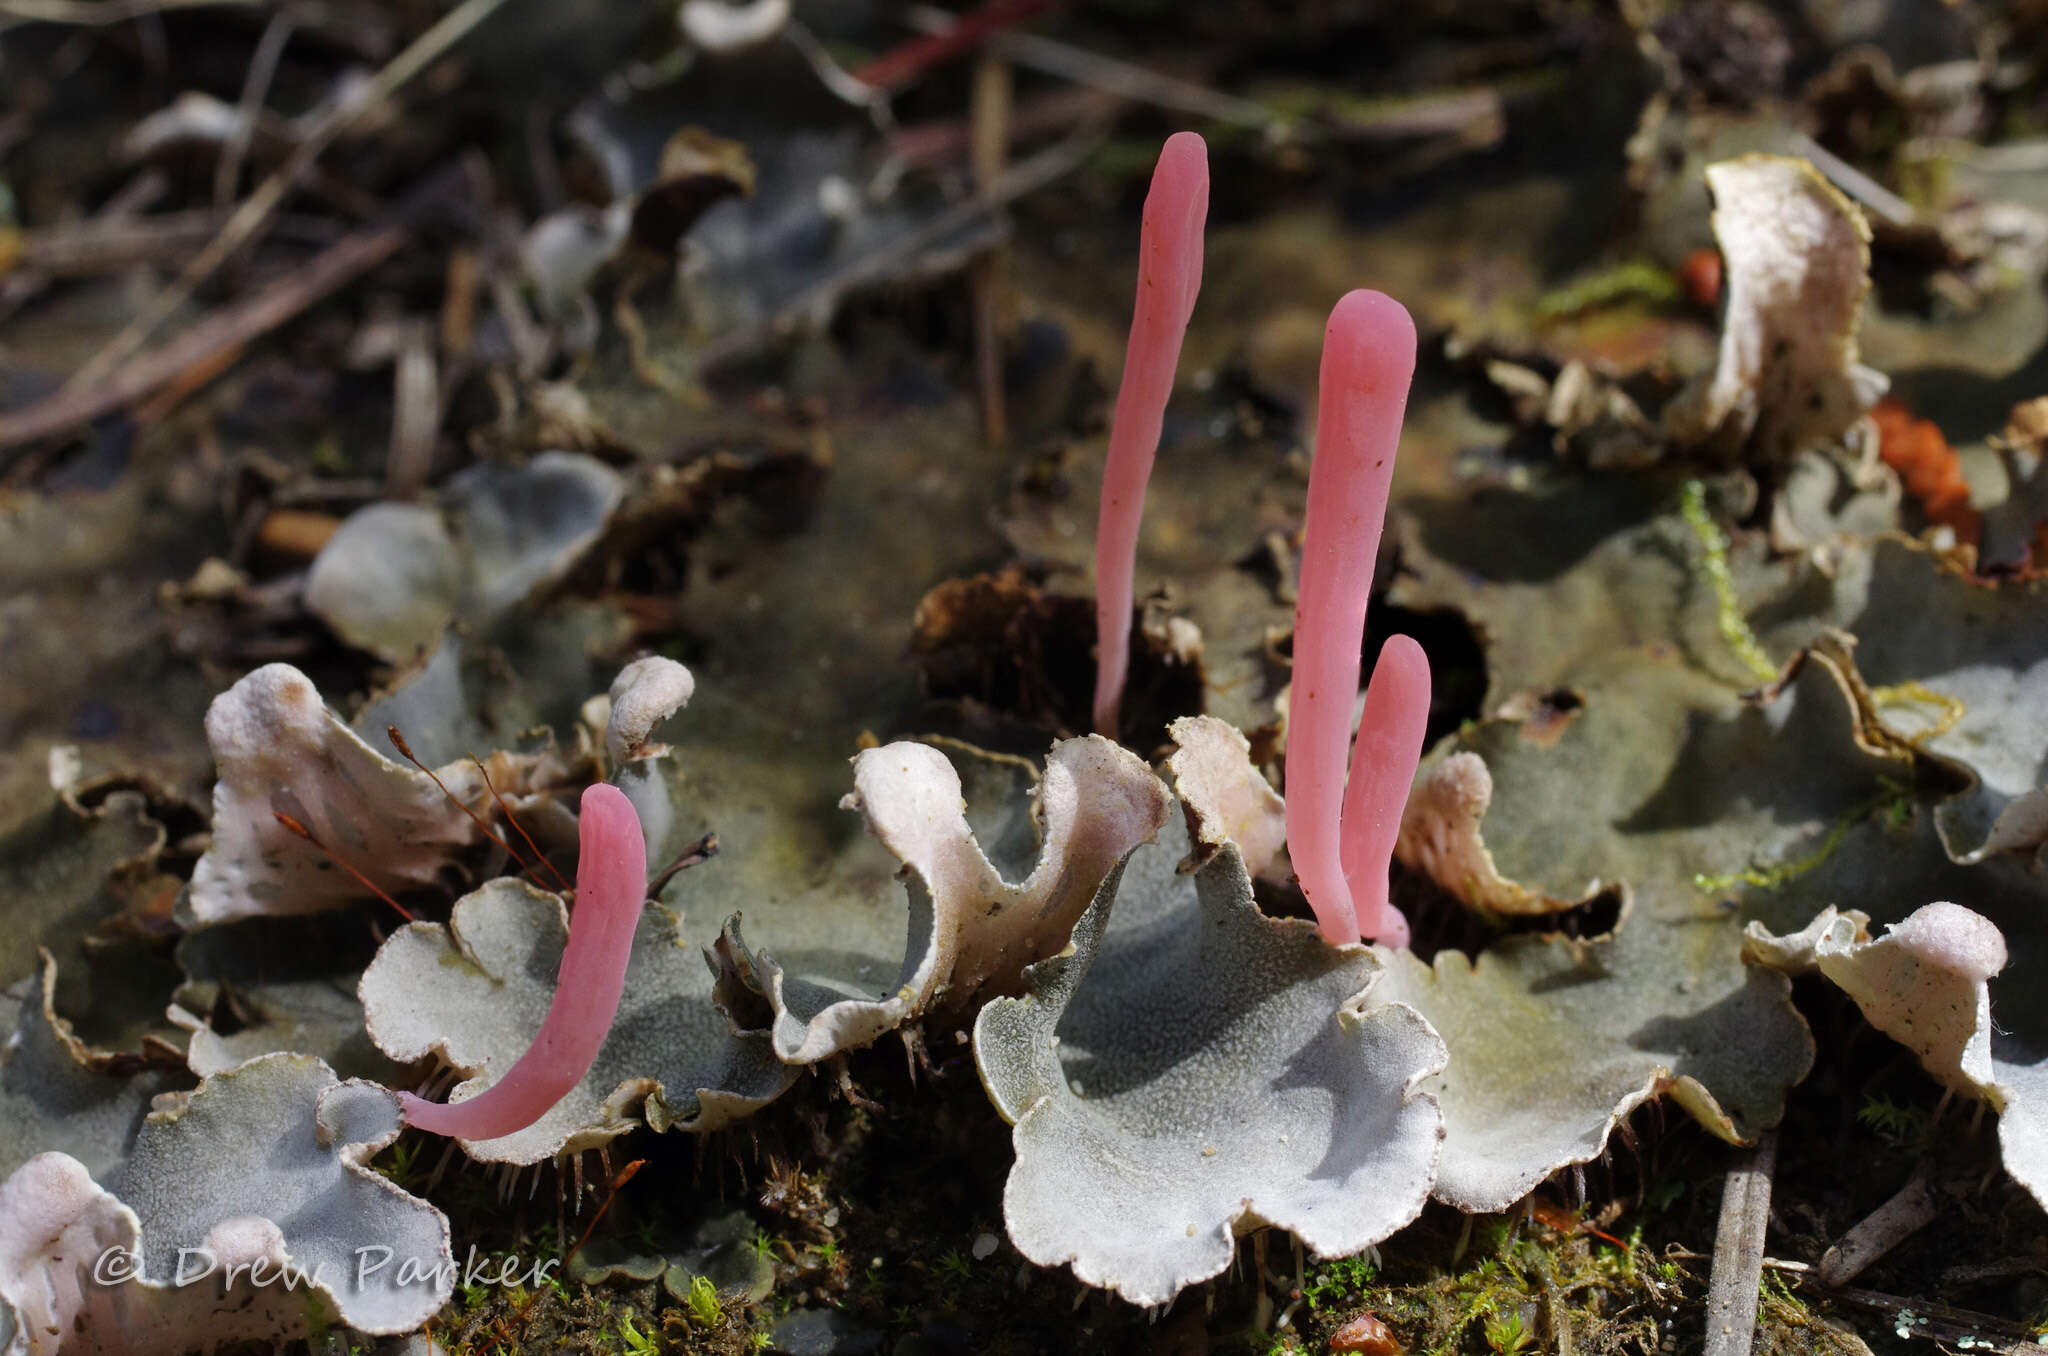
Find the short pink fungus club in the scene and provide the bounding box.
[1286,291,1431,947]
[398,782,647,1140]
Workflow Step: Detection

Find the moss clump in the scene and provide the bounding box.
[1243,1208,1685,1356]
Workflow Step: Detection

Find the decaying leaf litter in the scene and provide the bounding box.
[5,1,2048,1352]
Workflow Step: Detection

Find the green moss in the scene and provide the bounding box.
[1302,1254,1379,1312]
[1534,261,1683,321]
[1679,480,1778,685]
[617,1310,661,1355]
[684,1275,721,1328]
[1755,1270,1868,1354]
[1252,1213,1672,1356]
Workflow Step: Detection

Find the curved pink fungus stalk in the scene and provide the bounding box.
[1092,130,1209,737]
[1286,289,1427,946]
[1338,635,1430,948]
[398,782,647,1140]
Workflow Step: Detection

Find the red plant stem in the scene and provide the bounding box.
[271,811,416,922]
[1339,634,1430,947]
[469,753,571,894]
[398,783,646,1141]
[851,0,1058,92]
[1092,131,1208,736]
[1285,290,1417,945]
[384,724,562,895]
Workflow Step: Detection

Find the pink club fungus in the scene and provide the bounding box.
[1092,130,1209,737]
[1339,634,1430,948]
[1286,289,1429,947]
[397,781,647,1140]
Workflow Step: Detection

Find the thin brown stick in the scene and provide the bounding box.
[0,0,258,33]
[271,811,417,920]
[439,246,479,358]
[905,2,1278,131]
[647,831,719,899]
[385,726,557,894]
[1816,1165,1940,1287]
[12,210,339,276]
[56,0,510,396]
[214,6,297,209]
[468,755,573,895]
[568,1158,644,1262]
[0,217,403,449]
[968,49,1010,448]
[849,0,1054,91]
[0,170,169,324]
[1704,1129,1776,1356]
[385,322,439,498]
[0,162,470,453]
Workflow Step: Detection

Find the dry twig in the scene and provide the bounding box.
[906,3,1278,133]
[0,0,259,35]
[55,0,510,397]
[1704,1129,1776,1356]
[968,47,1011,448]
[0,163,472,453]
[214,6,297,208]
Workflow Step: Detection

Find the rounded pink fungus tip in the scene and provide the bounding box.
[1092,131,1209,739]
[1285,288,1422,947]
[397,781,647,1142]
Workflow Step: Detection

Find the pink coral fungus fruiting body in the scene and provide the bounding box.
[1092,131,1209,738]
[398,782,647,1141]
[1339,635,1430,948]
[1286,290,1422,946]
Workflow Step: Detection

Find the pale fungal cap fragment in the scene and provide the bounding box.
[1739,905,1869,976]
[1885,901,2007,983]
[186,663,485,924]
[734,737,1172,1067]
[44,746,81,794]
[678,0,790,52]
[0,1055,454,1354]
[816,174,860,223]
[120,90,243,159]
[606,657,696,768]
[1165,715,1286,879]
[1396,751,1601,916]
[1664,154,1888,459]
[1370,941,1801,1213]
[304,503,461,662]
[523,204,632,317]
[1748,902,2006,1099]
[0,1151,140,1356]
[305,453,623,662]
[974,815,1448,1307]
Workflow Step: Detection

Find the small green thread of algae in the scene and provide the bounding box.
[1534,260,1683,320]
[1694,777,1914,893]
[1681,480,1777,684]
[1870,679,1966,744]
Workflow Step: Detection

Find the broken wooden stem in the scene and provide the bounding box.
[1704,1128,1777,1356]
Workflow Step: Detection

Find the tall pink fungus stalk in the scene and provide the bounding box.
[398,782,647,1140]
[1287,289,1429,947]
[1092,130,1209,737]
